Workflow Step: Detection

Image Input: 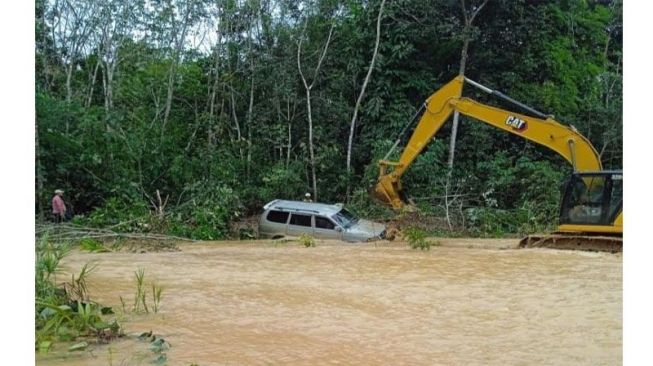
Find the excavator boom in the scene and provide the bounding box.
[374,76,621,252]
[375,76,602,207]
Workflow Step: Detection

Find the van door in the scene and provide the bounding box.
[314,215,342,240]
[287,213,313,237]
[261,210,290,238]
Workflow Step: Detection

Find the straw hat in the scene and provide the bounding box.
[54,189,65,195]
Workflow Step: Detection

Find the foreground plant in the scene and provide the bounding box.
[132,268,164,314]
[78,238,110,253]
[299,233,316,248]
[404,228,434,251]
[35,237,122,352]
[133,268,148,314]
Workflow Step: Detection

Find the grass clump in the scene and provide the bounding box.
[132,268,164,314]
[78,238,110,253]
[404,227,433,251]
[299,233,315,248]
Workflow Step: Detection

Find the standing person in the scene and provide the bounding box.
[303,193,313,202]
[52,189,67,223]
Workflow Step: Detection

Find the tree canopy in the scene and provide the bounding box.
[35,0,622,238]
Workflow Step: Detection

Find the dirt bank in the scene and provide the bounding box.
[38,238,622,365]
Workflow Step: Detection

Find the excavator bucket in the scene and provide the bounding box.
[519,234,622,253]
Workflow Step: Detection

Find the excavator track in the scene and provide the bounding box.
[519,234,622,253]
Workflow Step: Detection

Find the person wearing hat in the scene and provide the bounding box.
[303,192,313,203]
[52,189,67,223]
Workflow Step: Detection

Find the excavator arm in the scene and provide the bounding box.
[375,76,602,209]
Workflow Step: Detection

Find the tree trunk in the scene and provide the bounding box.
[86,59,101,108]
[444,180,453,230]
[106,63,115,111]
[162,3,193,141]
[247,128,252,180]
[246,21,256,181]
[162,61,178,139]
[36,118,45,219]
[101,62,108,110]
[65,62,74,104]
[229,90,243,158]
[447,33,470,170]
[447,0,489,171]
[208,34,221,150]
[100,59,116,131]
[287,99,292,168]
[305,88,318,201]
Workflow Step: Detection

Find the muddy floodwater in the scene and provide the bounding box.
[38,239,622,365]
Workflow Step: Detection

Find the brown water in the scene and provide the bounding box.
[38,239,622,365]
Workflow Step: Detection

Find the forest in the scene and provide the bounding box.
[35,0,622,239]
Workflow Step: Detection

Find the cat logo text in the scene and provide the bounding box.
[505,115,527,132]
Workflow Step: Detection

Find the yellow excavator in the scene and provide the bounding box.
[374,76,622,252]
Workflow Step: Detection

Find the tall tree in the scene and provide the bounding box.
[159,0,206,141]
[346,0,386,199]
[49,0,99,106]
[447,0,490,170]
[297,14,336,201]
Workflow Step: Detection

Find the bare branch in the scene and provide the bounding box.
[347,0,386,183]
[460,0,469,24]
[310,21,336,89]
[469,0,491,24]
[297,19,310,91]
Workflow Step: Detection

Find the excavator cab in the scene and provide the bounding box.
[519,170,623,252]
[559,171,623,229]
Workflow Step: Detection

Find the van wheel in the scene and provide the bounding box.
[272,235,285,240]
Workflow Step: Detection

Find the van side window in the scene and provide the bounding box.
[289,213,312,227]
[267,210,289,224]
[315,216,335,230]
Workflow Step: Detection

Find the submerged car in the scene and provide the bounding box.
[258,199,386,242]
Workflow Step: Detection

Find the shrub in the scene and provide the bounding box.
[73,197,150,232]
[167,182,243,240]
[78,238,110,252]
[35,237,122,350]
[299,233,315,248]
[403,227,432,250]
[258,162,307,202]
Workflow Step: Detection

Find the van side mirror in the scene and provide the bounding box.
[335,226,342,232]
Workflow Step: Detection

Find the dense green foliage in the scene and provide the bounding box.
[35,0,622,236]
[403,227,437,251]
[35,236,121,351]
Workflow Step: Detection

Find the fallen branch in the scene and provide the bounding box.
[36,223,197,242]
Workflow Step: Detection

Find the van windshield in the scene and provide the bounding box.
[331,208,359,228]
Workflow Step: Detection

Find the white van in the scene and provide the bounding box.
[258,199,386,242]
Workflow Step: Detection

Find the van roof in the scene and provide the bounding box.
[263,199,343,216]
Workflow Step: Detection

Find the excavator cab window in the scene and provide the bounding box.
[608,173,623,222]
[560,172,622,226]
